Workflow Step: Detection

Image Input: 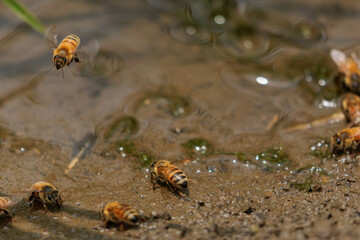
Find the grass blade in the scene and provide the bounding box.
[1,0,45,35]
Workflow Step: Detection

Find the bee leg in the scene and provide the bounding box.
[74,54,80,63]
[151,177,160,190]
[43,201,48,213]
[119,223,125,232]
[165,180,182,196]
[2,209,12,219]
[104,220,111,229]
[68,58,73,66]
[57,196,63,210]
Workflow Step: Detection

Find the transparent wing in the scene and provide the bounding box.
[351,52,360,67]
[76,40,100,63]
[170,159,191,166]
[45,25,58,49]
[330,48,347,68]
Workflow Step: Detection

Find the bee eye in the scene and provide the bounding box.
[151,162,156,168]
[62,57,67,64]
[351,73,360,82]
[336,138,341,145]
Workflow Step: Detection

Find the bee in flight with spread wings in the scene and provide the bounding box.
[45,26,99,78]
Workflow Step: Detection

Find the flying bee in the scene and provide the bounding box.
[29,182,63,211]
[341,93,360,126]
[149,160,189,197]
[0,197,12,220]
[45,26,99,78]
[330,48,360,94]
[100,202,145,231]
[331,126,360,154]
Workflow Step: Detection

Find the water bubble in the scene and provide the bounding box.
[255,146,291,171]
[168,21,211,45]
[215,24,271,61]
[214,15,226,25]
[135,94,192,118]
[182,138,211,157]
[287,19,326,46]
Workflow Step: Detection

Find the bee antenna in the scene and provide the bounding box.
[46,64,54,73]
[61,67,64,79]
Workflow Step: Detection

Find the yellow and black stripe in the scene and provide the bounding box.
[115,204,140,223]
[0,197,12,219]
[0,197,11,209]
[164,166,188,190]
[61,34,80,51]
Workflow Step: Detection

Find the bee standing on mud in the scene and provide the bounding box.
[341,93,360,126]
[0,197,12,220]
[100,202,145,231]
[150,160,189,197]
[331,127,360,154]
[29,182,63,211]
[330,49,360,94]
[45,26,99,78]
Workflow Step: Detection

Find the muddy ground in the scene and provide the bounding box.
[1,0,360,239]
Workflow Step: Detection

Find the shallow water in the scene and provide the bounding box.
[1,0,360,239]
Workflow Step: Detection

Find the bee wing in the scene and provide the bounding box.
[76,40,100,63]
[45,25,58,49]
[44,172,57,185]
[330,48,347,68]
[170,159,191,166]
[350,52,360,67]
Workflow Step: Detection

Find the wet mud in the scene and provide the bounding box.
[1,0,360,239]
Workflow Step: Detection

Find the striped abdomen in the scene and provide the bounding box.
[104,203,140,224]
[0,197,11,209]
[60,34,80,52]
[163,165,188,190]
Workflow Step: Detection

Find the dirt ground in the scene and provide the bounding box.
[1,0,360,239]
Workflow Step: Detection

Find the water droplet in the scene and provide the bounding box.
[207,166,215,173]
[214,15,226,25]
[256,76,268,85]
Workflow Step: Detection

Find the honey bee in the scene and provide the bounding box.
[0,197,12,219]
[29,182,63,211]
[341,93,360,126]
[150,160,189,197]
[100,202,145,231]
[45,26,99,78]
[330,48,360,94]
[331,126,360,154]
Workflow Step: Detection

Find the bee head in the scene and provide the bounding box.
[149,161,158,177]
[331,133,343,155]
[54,55,67,69]
[46,190,59,204]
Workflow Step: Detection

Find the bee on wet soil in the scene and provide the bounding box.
[29,182,63,211]
[100,202,145,231]
[0,197,12,220]
[150,160,189,197]
[341,93,360,126]
[331,127,360,154]
[330,49,360,94]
